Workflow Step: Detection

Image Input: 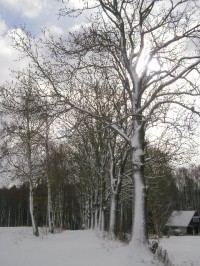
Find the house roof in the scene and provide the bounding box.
[166,211,196,227]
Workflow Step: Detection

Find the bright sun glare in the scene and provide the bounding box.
[148,58,161,72]
[135,48,161,76]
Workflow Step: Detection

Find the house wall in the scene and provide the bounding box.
[168,227,187,235]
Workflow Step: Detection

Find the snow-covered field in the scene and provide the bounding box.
[0,227,161,266]
[160,235,200,266]
[0,227,199,266]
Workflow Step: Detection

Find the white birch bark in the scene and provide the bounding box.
[85,200,90,229]
[29,180,39,236]
[94,206,99,230]
[90,198,94,229]
[108,140,118,238]
[99,172,106,232]
[98,206,102,230]
[26,95,39,237]
[109,193,118,238]
[44,103,55,233]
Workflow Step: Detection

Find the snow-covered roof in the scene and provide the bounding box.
[166,211,196,227]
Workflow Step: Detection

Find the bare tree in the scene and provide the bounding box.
[108,129,130,238]
[73,113,110,231]
[42,99,55,234]
[1,71,44,236]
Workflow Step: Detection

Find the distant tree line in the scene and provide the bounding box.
[0,183,81,229]
[0,185,29,227]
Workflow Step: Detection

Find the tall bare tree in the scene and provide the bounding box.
[1,71,44,236]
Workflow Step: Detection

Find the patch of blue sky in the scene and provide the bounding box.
[0,4,83,37]
[0,6,37,34]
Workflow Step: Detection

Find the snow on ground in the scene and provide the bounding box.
[160,236,200,266]
[2,227,200,266]
[0,227,161,266]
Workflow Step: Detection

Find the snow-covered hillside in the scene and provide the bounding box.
[0,227,161,266]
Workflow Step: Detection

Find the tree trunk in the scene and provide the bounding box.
[29,181,39,237]
[108,141,128,238]
[98,206,102,230]
[8,209,10,227]
[120,202,123,232]
[109,193,118,238]
[131,169,146,244]
[94,205,99,230]
[47,180,54,233]
[90,198,94,229]
[94,189,99,230]
[98,206,105,232]
[45,114,55,234]
[59,192,64,230]
[130,122,147,245]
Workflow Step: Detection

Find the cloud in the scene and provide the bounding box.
[67,0,96,9]
[0,18,7,35]
[0,19,29,83]
[0,0,47,18]
[0,1,92,85]
[69,22,91,33]
[48,25,64,36]
[0,18,14,73]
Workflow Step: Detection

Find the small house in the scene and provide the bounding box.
[166,210,200,235]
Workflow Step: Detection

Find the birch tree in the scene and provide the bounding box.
[12,0,200,245]
[1,72,43,236]
[39,98,55,233]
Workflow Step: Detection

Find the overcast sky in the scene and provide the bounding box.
[0,0,87,84]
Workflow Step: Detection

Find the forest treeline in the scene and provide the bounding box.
[0,183,80,229]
